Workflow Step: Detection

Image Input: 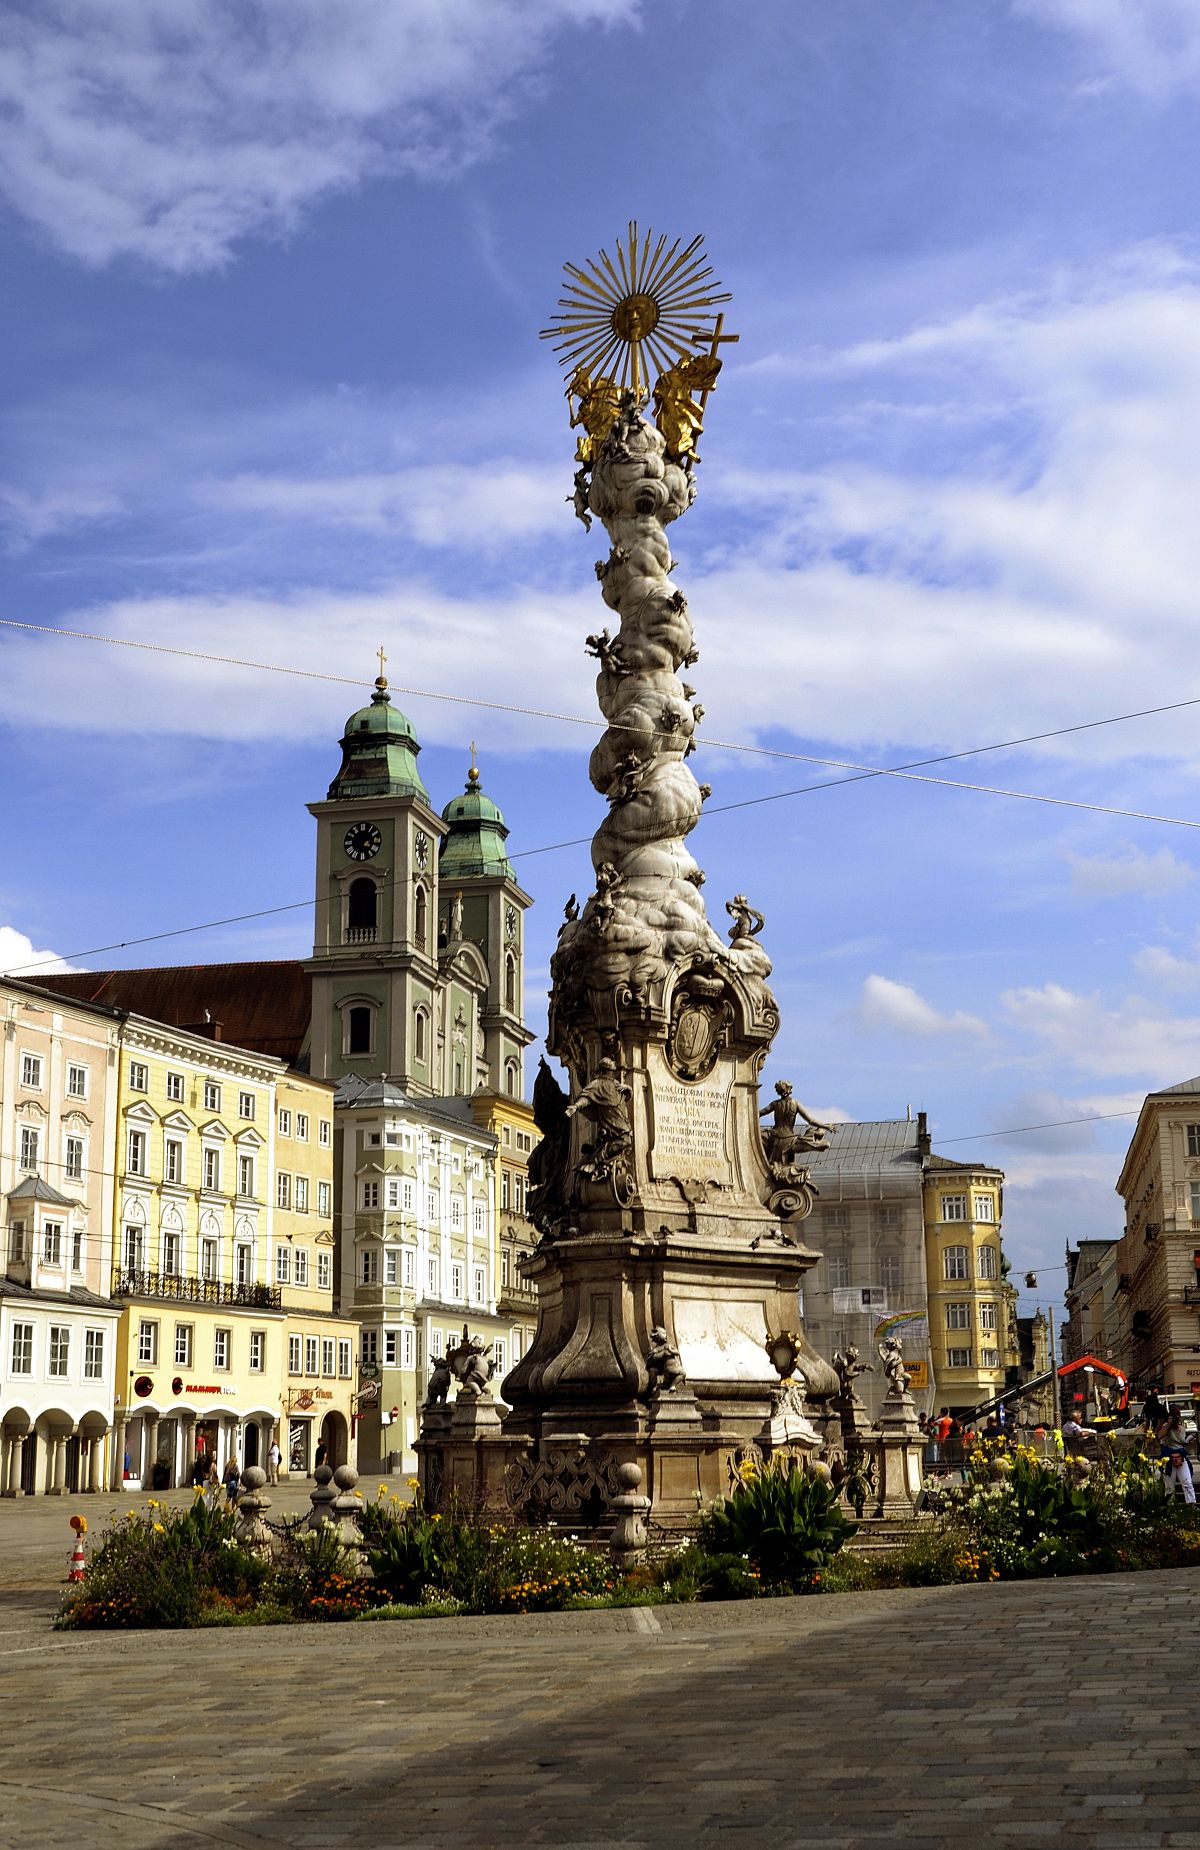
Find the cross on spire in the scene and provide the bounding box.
[376,645,387,683]
[468,739,479,785]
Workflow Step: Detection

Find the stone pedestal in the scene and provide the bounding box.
[871,1391,925,1519]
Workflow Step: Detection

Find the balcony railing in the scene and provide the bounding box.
[344,926,377,944]
[115,1270,282,1309]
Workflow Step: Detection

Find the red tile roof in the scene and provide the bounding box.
[34,962,311,1067]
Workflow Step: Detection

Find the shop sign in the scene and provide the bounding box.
[133,1375,154,1398]
[183,1383,236,1397]
[903,1359,929,1390]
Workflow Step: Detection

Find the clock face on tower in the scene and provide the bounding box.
[343,822,382,862]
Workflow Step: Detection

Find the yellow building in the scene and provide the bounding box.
[273,1070,357,1474]
[469,1090,539,1371]
[111,1019,354,1488]
[922,1154,1008,1415]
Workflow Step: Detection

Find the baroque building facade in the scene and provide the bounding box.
[1114,1075,1200,1397]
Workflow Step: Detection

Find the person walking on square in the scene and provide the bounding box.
[267,1438,281,1486]
[204,1457,220,1507]
[223,1455,240,1506]
[1158,1410,1196,1504]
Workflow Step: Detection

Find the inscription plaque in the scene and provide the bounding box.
[648,1060,733,1182]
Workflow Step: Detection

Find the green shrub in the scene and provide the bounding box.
[58,1494,267,1629]
[698,1462,856,1593]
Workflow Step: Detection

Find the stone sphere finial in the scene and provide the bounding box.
[333,1464,358,1493]
[616,1461,643,1492]
[240,1465,267,1492]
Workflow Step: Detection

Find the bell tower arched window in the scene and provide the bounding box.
[415,886,428,952]
[505,952,517,1013]
[347,879,377,941]
[414,1007,428,1065]
[345,1005,375,1056]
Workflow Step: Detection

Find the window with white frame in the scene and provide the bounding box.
[876,1205,901,1231]
[175,1323,193,1367]
[338,1339,352,1378]
[238,1091,255,1120]
[48,1325,69,1377]
[137,1319,159,1364]
[214,1327,231,1370]
[64,1135,84,1181]
[384,1247,398,1285]
[427,1190,437,1223]
[980,1301,998,1331]
[202,1147,220,1191]
[127,1129,148,1177]
[162,1230,181,1275]
[249,1330,265,1373]
[879,1253,902,1292]
[451,1262,464,1300]
[317,1251,331,1291]
[11,1322,33,1374]
[514,1177,525,1214]
[288,1334,302,1374]
[451,1197,463,1229]
[501,1169,510,1211]
[944,1245,969,1281]
[276,1246,291,1284]
[974,1193,996,1222]
[946,1347,972,1369]
[166,1071,185,1102]
[71,1228,83,1272]
[42,1221,63,1266]
[200,1238,219,1281]
[403,1179,414,1213]
[277,1171,291,1210]
[296,1113,309,1142]
[238,1154,255,1198]
[84,1328,105,1379]
[978,1245,999,1280]
[473,1266,486,1304]
[165,1137,184,1185]
[401,1327,415,1369]
[278,1109,291,1137]
[295,1177,309,1214]
[826,1255,849,1288]
[384,1328,398,1365]
[502,1246,511,1289]
[129,1061,148,1091]
[473,1202,485,1235]
[360,1328,378,1365]
[20,1051,43,1089]
[428,1257,439,1295]
[67,1063,88,1099]
[361,1180,380,1210]
[317,1182,332,1218]
[361,1247,379,1285]
[235,1244,251,1286]
[1188,1124,1200,1157]
[294,1249,309,1286]
[385,1177,400,1210]
[123,1224,144,1271]
[945,1303,970,1330]
[403,1247,415,1288]
[19,1126,39,1172]
[319,1119,331,1147]
[941,1194,968,1222]
[981,1347,1000,1368]
[204,1080,221,1111]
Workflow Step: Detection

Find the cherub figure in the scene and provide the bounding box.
[877,1336,911,1399]
[425,1352,453,1406]
[646,1326,686,1395]
[568,365,623,466]
[726,894,765,945]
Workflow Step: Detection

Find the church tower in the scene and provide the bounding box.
[437,756,535,1099]
[306,674,447,1093]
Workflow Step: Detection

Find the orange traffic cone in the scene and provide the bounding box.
[67,1514,87,1583]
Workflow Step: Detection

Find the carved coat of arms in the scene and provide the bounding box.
[667,989,732,1082]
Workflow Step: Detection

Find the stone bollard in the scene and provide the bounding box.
[608,1461,651,1569]
[331,1464,363,1551]
[306,1463,337,1532]
[235,1466,274,1555]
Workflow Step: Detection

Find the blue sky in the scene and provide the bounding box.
[6,0,1200,1334]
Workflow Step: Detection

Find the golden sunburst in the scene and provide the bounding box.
[540,221,733,400]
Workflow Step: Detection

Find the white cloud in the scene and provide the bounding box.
[1016,0,1200,99]
[0,485,124,551]
[0,926,75,978]
[858,974,988,1039]
[1001,980,1200,1082]
[1067,844,1194,898]
[1133,942,1200,990]
[202,464,566,545]
[0,0,638,272]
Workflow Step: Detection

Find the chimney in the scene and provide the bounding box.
[916,1109,931,1159]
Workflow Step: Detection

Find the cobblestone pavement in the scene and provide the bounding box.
[1,1493,1198,1849]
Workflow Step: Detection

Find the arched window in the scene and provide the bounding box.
[505,952,517,1012]
[505,1059,519,1099]
[346,1005,374,1056]
[347,879,377,939]
[414,886,428,950]
[414,1008,428,1064]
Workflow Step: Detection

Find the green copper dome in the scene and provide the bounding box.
[327,679,430,801]
[439,764,514,877]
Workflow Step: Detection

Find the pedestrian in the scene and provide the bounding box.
[267,1438,282,1486]
[1158,1409,1196,1505]
[223,1455,240,1506]
[205,1457,220,1507]
[314,1441,327,1472]
[190,1452,207,1489]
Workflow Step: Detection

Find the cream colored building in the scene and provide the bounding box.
[470,1090,539,1373]
[922,1154,1009,1413]
[1114,1076,1200,1397]
[1,979,123,1496]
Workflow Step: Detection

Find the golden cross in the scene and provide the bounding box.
[377,645,387,680]
[694,312,739,413]
[469,739,479,777]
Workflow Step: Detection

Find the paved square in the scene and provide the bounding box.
[1,1494,1197,1849]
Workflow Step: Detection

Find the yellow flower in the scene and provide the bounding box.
[153,1522,164,1534]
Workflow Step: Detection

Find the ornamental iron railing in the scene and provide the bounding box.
[114,1270,282,1309]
